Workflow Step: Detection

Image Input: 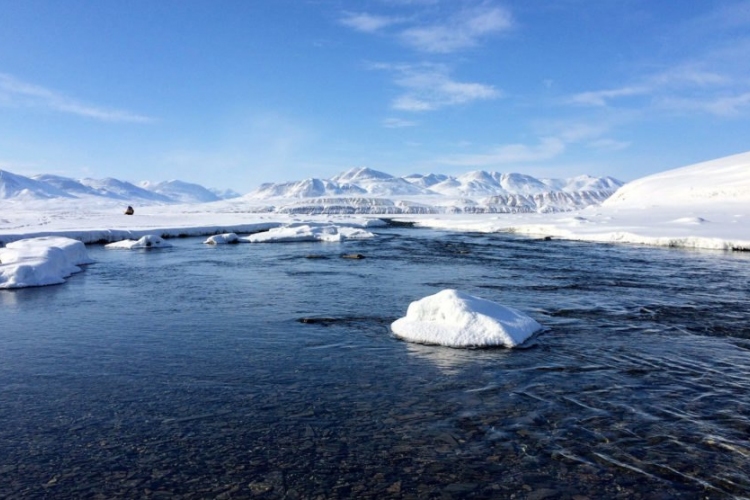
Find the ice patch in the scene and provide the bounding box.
[0,236,93,289]
[105,235,172,249]
[391,289,543,348]
[243,223,375,243]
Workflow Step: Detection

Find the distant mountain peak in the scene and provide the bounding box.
[330,167,394,183]
[0,170,238,204]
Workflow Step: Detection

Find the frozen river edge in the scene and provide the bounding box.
[1,209,749,251]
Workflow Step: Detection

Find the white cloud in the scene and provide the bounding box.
[383,117,418,128]
[568,86,650,107]
[375,62,501,112]
[340,3,513,54]
[554,122,613,142]
[658,92,750,117]
[339,12,403,33]
[567,59,739,111]
[439,137,566,167]
[587,138,631,151]
[566,61,750,118]
[400,5,513,53]
[649,66,731,87]
[378,0,438,5]
[0,73,153,123]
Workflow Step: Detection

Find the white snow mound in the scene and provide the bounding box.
[243,223,375,243]
[105,235,172,249]
[0,236,93,288]
[391,289,543,348]
[204,233,239,245]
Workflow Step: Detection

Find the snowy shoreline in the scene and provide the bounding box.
[1,208,748,252]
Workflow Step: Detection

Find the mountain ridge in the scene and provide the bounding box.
[0,166,623,214]
[0,171,239,204]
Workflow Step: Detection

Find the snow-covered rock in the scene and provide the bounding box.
[204,233,240,245]
[391,289,543,348]
[105,235,172,249]
[0,236,93,288]
[243,223,375,243]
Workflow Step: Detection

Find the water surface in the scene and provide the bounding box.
[2,227,750,499]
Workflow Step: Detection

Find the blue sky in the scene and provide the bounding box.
[1,0,749,192]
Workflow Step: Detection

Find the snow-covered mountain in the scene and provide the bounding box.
[208,187,242,200]
[140,180,221,203]
[245,167,623,214]
[330,167,436,196]
[1,165,623,214]
[252,178,368,199]
[0,171,238,204]
[77,177,172,202]
[1,171,75,200]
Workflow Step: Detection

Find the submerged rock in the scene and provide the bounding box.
[341,253,365,259]
[391,289,543,348]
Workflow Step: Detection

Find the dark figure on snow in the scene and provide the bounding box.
[125,206,134,215]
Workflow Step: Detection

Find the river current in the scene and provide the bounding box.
[1,226,750,499]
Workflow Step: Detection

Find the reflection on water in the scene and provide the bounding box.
[1,228,750,498]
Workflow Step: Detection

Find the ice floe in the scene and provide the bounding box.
[391,289,543,348]
[0,236,93,289]
[243,223,375,243]
[105,235,172,249]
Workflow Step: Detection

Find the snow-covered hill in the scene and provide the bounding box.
[603,151,750,208]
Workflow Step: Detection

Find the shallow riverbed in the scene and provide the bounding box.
[1,227,749,499]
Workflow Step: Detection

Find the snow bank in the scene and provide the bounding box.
[603,151,750,208]
[0,236,93,289]
[391,289,543,348]
[105,235,172,249]
[204,233,239,244]
[243,223,375,243]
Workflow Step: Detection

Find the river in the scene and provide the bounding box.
[1,226,749,498]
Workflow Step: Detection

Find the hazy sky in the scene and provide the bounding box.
[1,0,749,192]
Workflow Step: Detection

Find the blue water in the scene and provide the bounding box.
[2,227,750,499]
